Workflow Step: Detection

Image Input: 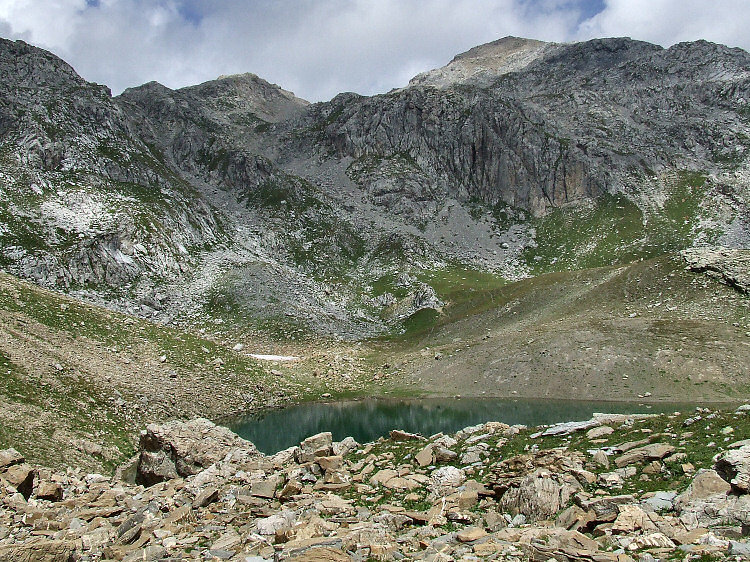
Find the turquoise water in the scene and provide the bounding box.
[227,397,687,454]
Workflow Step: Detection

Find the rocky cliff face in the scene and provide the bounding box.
[316,37,750,215]
[0,36,748,337]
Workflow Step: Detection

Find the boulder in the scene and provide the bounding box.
[296,432,333,463]
[279,479,303,499]
[251,478,278,499]
[332,436,359,457]
[134,418,259,486]
[288,547,350,561]
[2,463,35,499]
[714,444,750,492]
[498,469,578,522]
[642,491,677,512]
[586,426,614,439]
[123,546,167,562]
[577,495,636,523]
[556,505,595,531]
[434,446,458,463]
[675,470,750,530]
[730,541,750,556]
[627,532,676,551]
[35,481,63,502]
[430,466,466,495]
[0,448,24,470]
[611,505,658,534]
[615,443,675,468]
[0,539,77,561]
[675,469,731,508]
[257,510,296,535]
[316,456,343,473]
[591,450,610,469]
[515,528,601,560]
[390,429,424,441]
[456,526,487,542]
[193,486,219,508]
[414,445,434,467]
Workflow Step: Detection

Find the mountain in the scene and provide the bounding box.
[0,36,748,341]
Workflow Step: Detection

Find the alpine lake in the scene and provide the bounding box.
[227,397,693,454]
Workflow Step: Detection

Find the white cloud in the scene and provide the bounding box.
[0,0,748,101]
[576,0,750,51]
[0,0,86,46]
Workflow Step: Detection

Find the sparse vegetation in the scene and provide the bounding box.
[523,172,715,274]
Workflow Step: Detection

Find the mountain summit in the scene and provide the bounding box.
[0,35,748,338]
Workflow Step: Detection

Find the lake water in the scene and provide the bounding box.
[227,397,687,454]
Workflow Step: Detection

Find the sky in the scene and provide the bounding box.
[0,0,749,102]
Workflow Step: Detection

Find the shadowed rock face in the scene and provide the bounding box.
[0,36,748,335]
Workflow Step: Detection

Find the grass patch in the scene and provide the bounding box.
[523,172,716,274]
[377,265,509,340]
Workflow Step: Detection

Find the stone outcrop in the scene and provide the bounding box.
[614,443,675,468]
[714,444,750,492]
[682,247,750,294]
[134,418,259,486]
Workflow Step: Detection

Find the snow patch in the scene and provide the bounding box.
[249,354,300,362]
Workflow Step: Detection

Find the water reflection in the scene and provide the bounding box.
[228,398,687,454]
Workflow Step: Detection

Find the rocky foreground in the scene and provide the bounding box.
[4,409,750,560]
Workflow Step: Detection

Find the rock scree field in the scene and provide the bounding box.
[4,408,750,559]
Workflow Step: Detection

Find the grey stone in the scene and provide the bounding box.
[682,248,750,294]
[729,541,750,556]
[35,481,63,502]
[615,443,675,468]
[715,445,750,492]
[2,463,35,499]
[193,486,219,508]
[0,448,24,470]
[123,546,167,562]
[642,491,677,511]
[135,418,258,486]
[295,432,333,463]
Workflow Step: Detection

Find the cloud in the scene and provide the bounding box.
[576,0,750,51]
[0,0,748,102]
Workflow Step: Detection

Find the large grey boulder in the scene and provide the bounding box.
[0,449,35,499]
[295,432,333,464]
[675,469,731,508]
[614,443,675,468]
[497,468,580,522]
[134,418,259,486]
[0,449,24,470]
[715,445,750,492]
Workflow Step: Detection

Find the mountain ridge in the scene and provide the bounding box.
[0,34,748,339]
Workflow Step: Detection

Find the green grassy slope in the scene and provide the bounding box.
[369,254,749,403]
[0,272,331,471]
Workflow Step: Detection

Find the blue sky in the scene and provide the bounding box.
[0,0,748,101]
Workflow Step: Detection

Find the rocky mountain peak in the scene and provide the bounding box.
[0,38,92,92]
[408,35,551,88]
[451,35,550,64]
[181,71,309,123]
[407,36,668,90]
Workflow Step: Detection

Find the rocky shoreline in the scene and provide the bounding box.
[4,408,750,560]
